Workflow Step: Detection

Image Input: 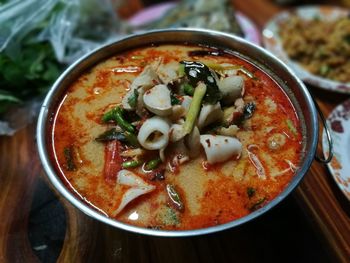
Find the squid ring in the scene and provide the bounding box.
[200,134,242,164]
[137,116,170,150]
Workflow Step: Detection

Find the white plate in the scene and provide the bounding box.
[262,6,350,94]
[128,2,261,45]
[323,99,350,201]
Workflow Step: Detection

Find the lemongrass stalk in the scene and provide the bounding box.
[183,82,207,134]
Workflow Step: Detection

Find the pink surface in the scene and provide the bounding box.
[128,2,177,27]
[127,2,261,45]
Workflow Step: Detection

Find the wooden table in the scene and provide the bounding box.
[0,0,349,262]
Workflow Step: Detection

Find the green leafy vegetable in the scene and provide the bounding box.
[102,106,135,133]
[95,128,139,147]
[63,146,76,171]
[158,206,180,226]
[180,61,221,104]
[95,128,126,142]
[247,187,256,198]
[182,83,194,96]
[127,89,139,108]
[0,36,62,114]
[170,93,180,105]
[166,184,184,212]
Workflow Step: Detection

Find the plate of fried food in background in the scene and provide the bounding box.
[262,6,350,94]
[127,0,261,45]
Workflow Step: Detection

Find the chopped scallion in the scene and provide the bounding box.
[122,160,143,168]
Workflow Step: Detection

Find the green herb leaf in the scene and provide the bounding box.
[95,128,126,142]
[166,184,184,212]
[63,146,76,171]
[180,61,222,104]
[158,206,180,226]
[127,89,139,108]
[170,93,180,105]
[247,187,256,198]
[95,128,139,147]
[0,36,62,113]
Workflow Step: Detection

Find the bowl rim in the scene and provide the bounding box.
[36,28,318,237]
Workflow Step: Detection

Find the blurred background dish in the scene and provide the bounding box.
[127,0,261,45]
[323,99,350,201]
[263,5,350,94]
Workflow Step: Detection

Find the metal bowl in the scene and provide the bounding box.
[37,28,321,237]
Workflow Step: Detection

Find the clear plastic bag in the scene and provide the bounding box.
[0,0,122,63]
[0,0,123,135]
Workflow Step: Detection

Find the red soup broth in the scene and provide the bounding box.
[48,44,303,230]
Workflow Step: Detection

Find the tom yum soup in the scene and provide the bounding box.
[50,44,303,230]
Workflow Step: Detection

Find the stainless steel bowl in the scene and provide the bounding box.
[37,28,321,237]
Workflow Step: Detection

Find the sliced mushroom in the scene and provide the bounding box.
[117,169,151,188]
[130,65,159,90]
[122,66,160,110]
[112,188,152,216]
[218,63,239,76]
[200,134,242,164]
[171,139,189,159]
[234,98,245,112]
[218,75,244,105]
[197,102,223,130]
[159,147,166,162]
[216,124,239,137]
[112,170,155,216]
[170,105,186,121]
[169,123,186,143]
[137,116,170,150]
[156,62,180,84]
[143,84,172,116]
[185,126,200,158]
